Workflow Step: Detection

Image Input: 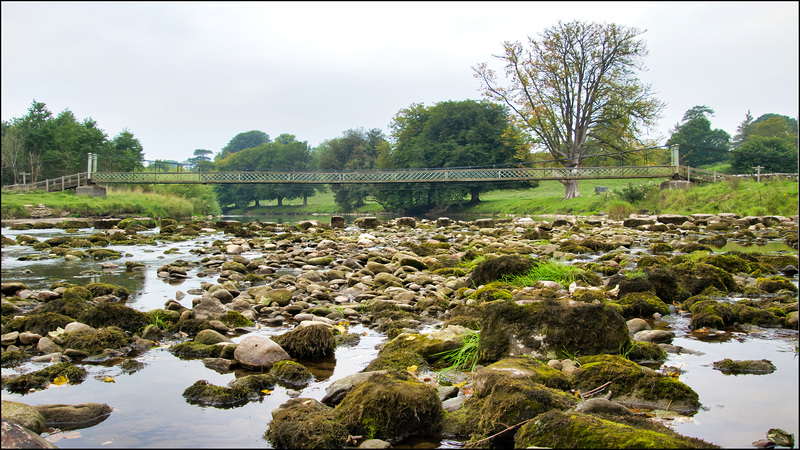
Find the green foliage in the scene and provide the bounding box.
[432,329,480,372]
[504,258,591,287]
[614,182,658,204]
[667,106,731,167]
[731,135,798,174]
[475,20,665,199]
[374,100,532,213]
[606,200,635,220]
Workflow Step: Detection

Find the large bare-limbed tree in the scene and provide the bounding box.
[474,20,665,199]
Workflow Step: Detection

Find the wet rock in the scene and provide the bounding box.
[248,287,292,306]
[35,403,113,430]
[514,410,718,448]
[37,336,63,354]
[0,419,56,449]
[633,329,674,343]
[194,329,232,345]
[479,300,630,361]
[712,358,776,375]
[192,297,228,321]
[271,323,335,359]
[233,335,290,370]
[571,354,700,414]
[626,318,650,333]
[321,371,391,406]
[1,400,46,434]
[334,370,441,443]
[359,438,392,449]
[266,398,347,448]
[1,282,29,296]
[573,397,635,416]
[270,360,314,386]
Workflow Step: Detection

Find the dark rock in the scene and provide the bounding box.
[0,419,56,449]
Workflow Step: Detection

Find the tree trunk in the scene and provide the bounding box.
[560,179,581,199]
[277,197,283,207]
[303,195,308,206]
[470,189,480,203]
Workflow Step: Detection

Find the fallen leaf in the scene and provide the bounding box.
[454,381,468,388]
[261,389,273,394]
[104,377,115,383]
[52,375,69,386]
[405,335,416,341]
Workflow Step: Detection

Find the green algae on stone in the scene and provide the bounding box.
[271,324,335,359]
[169,341,226,359]
[672,261,736,296]
[615,292,670,319]
[469,255,536,286]
[478,300,631,363]
[712,358,776,375]
[270,360,314,386]
[60,326,129,355]
[5,312,74,336]
[266,398,348,449]
[514,410,720,449]
[182,380,253,408]
[4,362,87,393]
[334,370,442,443]
[77,302,150,333]
[571,354,701,414]
[626,341,668,363]
[220,310,254,328]
[85,283,130,300]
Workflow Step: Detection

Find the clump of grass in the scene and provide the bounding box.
[503,258,589,287]
[433,329,480,373]
[606,200,635,221]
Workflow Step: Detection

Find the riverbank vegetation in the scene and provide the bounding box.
[1,177,796,221]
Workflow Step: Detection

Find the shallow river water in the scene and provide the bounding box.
[1,219,798,449]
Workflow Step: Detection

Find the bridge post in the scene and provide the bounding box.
[670,145,679,168]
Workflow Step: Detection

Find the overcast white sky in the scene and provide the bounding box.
[2,1,798,164]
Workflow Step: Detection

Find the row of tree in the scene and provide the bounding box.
[667,106,798,173]
[1,101,145,185]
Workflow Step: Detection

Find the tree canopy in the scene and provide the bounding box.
[315,128,388,211]
[474,20,665,199]
[666,106,731,167]
[1,100,144,184]
[373,99,533,213]
[730,113,798,174]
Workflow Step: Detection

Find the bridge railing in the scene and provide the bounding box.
[91,165,680,184]
[1,172,90,193]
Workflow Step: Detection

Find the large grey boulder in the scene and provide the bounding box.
[34,403,113,430]
[233,335,290,370]
[192,297,227,320]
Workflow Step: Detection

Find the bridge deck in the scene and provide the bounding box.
[4,165,731,192]
[88,165,681,184]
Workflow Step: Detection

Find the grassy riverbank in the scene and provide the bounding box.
[1,177,797,220]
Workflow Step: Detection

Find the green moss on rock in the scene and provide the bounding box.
[4,362,87,393]
[515,410,719,448]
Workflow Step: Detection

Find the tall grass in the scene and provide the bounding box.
[432,329,480,373]
[0,190,196,219]
[503,258,590,287]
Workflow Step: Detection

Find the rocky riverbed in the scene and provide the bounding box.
[1,213,798,448]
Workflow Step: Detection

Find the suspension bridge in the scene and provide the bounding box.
[2,146,731,193]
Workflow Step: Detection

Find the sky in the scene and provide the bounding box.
[2,1,798,164]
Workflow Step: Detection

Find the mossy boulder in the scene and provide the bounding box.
[169,341,227,359]
[756,276,798,294]
[63,286,93,302]
[473,356,572,394]
[84,283,130,300]
[712,358,776,375]
[266,398,348,449]
[334,370,442,443]
[60,326,129,355]
[571,354,701,414]
[5,312,74,336]
[271,323,335,360]
[220,310,254,328]
[270,360,314,386]
[615,292,670,319]
[77,302,150,332]
[626,341,667,363]
[4,362,87,393]
[183,374,275,408]
[469,255,535,286]
[672,262,736,296]
[478,300,631,363]
[514,410,719,448]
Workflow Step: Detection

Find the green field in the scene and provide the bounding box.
[1,176,797,220]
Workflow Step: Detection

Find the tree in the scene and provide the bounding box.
[1,122,25,184]
[666,106,730,168]
[474,20,665,199]
[105,128,144,172]
[730,136,798,174]
[216,130,271,161]
[315,128,387,211]
[187,148,214,171]
[16,100,54,182]
[730,113,798,174]
[375,100,532,213]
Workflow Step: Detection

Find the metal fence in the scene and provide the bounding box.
[1,173,90,193]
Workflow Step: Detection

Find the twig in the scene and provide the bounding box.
[581,381,612,399]
[463,419,534,448]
